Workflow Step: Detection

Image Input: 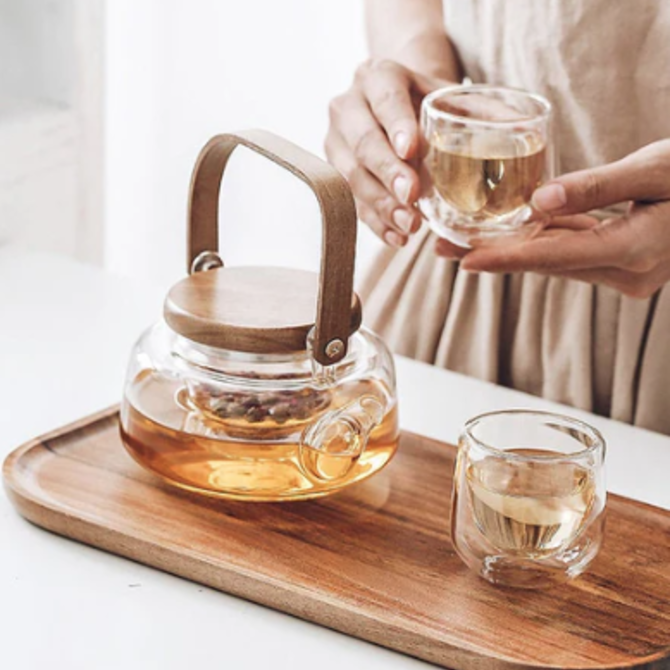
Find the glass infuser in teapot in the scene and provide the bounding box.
[120,130,399,501]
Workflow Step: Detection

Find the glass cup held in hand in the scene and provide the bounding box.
[450,410,606,589]
[418,84,554,248]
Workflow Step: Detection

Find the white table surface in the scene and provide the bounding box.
[1,246,669,670]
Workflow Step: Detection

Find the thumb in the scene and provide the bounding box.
[531,140,670,216]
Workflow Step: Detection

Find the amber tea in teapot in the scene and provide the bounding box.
[120,130,399,501]
[122,360,398,500]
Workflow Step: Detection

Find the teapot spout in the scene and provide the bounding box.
[300,396,384,483]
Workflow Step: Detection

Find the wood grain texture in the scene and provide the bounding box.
[164,266,362,355]
[186,129,359,365]
[4,407,670,670]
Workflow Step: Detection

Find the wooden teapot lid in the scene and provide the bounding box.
[166,129,361,365]
[164,266,362,355]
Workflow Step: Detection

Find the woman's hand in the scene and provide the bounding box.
[442,140,670,298]
[325,59,451,247]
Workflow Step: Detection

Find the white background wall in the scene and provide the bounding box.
[0,0,103,262]
[105,0,382,293]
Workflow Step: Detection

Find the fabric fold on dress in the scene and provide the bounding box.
[361,223,667,435]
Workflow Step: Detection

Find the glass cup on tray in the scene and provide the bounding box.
[451,410,606,589]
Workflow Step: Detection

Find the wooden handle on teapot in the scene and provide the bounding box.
[187,129,358,366]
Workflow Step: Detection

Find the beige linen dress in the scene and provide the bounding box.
[360,0,670,434]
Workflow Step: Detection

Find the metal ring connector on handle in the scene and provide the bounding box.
[190,251,224,274]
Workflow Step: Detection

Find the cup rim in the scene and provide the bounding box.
[423,84,552,127]
[462,409,606,461]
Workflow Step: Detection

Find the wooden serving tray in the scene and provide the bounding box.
[4,407,670,670]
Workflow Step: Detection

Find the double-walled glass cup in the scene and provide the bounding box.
[418,85,553,247]
[451,410,606,589]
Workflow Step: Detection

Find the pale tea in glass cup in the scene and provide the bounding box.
[451,410,606,589]
[418,85,553,247]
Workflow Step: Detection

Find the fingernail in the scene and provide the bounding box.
[383,229,406,248]
[393,131,411,158]
[392,208,414,233]
[393,175,411,204]
[532,183,567,212]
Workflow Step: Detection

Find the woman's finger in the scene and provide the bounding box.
[461,218,633,273]
[357,60,421,160]
[348,164,420,235]
[329,90,419,206]
[325,129,420,237]
[434,218,598,263]
[543,214,601,231]
[531,139,670,216]
[357,203,407,248]
[435,238,469,259]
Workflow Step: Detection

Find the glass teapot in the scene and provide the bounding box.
[120,130,399,501]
